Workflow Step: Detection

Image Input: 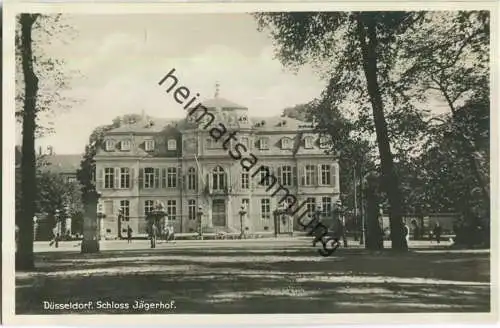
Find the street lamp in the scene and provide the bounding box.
[197,205,204,240]
[238,204,247,239]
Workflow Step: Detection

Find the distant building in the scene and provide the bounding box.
[94,94,340,238]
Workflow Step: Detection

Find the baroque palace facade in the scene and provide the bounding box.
[94,95,340,238]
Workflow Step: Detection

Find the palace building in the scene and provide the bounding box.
[94,91,340,238]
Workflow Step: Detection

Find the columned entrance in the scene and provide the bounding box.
[212,199,226,227]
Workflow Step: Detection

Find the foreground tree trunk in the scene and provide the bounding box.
[16,14,39,270]
[356,14,407,250]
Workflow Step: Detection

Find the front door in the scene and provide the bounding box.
[212,199,226,227]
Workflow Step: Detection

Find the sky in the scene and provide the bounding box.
[15,13,450,155]
[16,13,328,154]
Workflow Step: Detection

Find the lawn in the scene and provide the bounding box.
[15,240,490,314]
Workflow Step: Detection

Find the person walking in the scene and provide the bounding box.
[126,225,132,244]
[404,223,410,245]
[433,222,442,244]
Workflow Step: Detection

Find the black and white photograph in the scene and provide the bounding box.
[3,1,497,325]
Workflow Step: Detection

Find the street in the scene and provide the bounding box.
[16,238,490,314]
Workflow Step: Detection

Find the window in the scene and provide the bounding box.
[239,137,249,149]
[320,136,330,149]
[144,167,159,189]
[320,164,331,185]
[105,139,115,151]
[241,172,250,189]
[306,197,316,216]
[303,165,316,186]
[119,200,130,221]
[145,139,155,151]
[104,168,114,189]
[212,166,226,191]
[259,166,272,187]
[322,197,332,216]
[188,200,196,220]
[187,167,197,190]
[259,138,269,150]
[206,138,217,149]
[167,139,177,150]
[167,167,177,188]
[121,140,131,151]
[166,200,177,221]
[281,165,292,186]
[304,136,314,149]
[67,177,77,183]
[119,168,130,188]
[260,199,271,220]
[144,200,154,216]
[281,138,292,149]
[242,198,250,212]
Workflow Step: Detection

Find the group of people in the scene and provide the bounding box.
[403,221,443,244]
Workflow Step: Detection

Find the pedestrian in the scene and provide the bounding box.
[433,222,442,244]
[404,224,410,245]
[127,225,132,243]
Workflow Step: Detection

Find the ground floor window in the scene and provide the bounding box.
[261,199,271,220]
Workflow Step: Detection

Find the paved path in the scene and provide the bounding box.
[34,238,455,253]
[17,238,489,314]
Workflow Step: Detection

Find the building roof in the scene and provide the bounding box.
[200,97,247,110]
[40,154,83,174]
[107,118,181,134]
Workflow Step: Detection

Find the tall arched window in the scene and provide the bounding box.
[187,167,197,190]
[212,166,226,191]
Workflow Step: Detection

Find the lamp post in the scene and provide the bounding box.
[238,204,247,239]
[197,205,204,240]
[81,191,102,253]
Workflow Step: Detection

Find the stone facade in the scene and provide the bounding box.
[94,96,340,238]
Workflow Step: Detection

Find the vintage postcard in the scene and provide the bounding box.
[2,0,498,326]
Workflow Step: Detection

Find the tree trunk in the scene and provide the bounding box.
[356,14,407,250]
[16,14,39,271]
[365,178,384,250]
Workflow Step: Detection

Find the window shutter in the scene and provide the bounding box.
[301,166,306,186]
[292,166,298,186]
[161,168,167,188]
[138,168,144,189]
[332,164,337,188]
[317,164,322,186]
[97,168,104,189]
[114,168,120,189]
[154,168,160,188]
[129,168,134,188]
[277,167,282,185]
[178,167,182,189]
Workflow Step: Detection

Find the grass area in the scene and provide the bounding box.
[16,242,490,314]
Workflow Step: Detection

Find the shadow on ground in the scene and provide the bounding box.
[15,244,490,314]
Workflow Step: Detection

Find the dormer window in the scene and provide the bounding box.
[105,139,115,151]
[240,137,249,149]
[120,140,131,151]
[167,139,177,150]
[145,139,155,152]
[320,136,330,149]
[281,138,292,150]
[259,138,269,150]
[304,136,314,149]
